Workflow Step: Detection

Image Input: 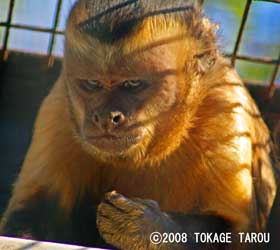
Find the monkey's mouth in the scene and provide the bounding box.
[85,133,143,153]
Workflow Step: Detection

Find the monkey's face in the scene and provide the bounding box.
[63,1,215,161]
[64,42,186,158]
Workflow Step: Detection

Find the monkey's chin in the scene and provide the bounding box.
[85,134,144,154]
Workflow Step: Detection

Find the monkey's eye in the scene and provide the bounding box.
[120,80,148,92]
[80,80,103,92]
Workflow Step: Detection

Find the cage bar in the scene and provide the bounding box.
[0,0,15,63]
[256,0,280,3]
[0,23,64,34]
[267,52,280,98]
[231,0,252,66]
[47,0,63,67]
[225,54,280,65]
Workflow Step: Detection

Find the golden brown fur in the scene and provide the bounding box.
[0,0,276,249]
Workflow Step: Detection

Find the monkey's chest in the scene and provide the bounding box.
[94,166,202,213]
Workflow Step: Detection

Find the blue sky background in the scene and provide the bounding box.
[0,0,279,83]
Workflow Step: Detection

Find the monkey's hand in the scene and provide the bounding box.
[96,191,180,250]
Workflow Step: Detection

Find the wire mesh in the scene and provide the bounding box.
[0,0,279,98]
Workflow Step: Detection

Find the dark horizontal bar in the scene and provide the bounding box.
[225,53,280,65]
[0,22,64,35]
[254,0,280,3]
[245,79,271,85]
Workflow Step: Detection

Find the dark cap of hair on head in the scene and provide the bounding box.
[78,0,204,44]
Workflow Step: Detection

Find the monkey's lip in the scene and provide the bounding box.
[85,133,143,152]
[87,134,141,140]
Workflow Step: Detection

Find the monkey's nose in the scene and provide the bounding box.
[92,111,125,131]
[110,111,125,126]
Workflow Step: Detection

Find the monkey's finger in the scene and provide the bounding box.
[96,213,116,242]
[104,191,145,213]
[133,198,161,211]
[98,201,124,219]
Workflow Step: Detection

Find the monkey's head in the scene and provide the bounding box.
[63,0,218,165]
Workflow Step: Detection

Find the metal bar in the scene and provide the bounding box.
[254,0,280,3]
[0,0,15,63]
[245,79,275,86]
[267,51,280,98]
[0,22,64,35]
[231,0,253,66]
[47,0,63,67]
[225,53,280,65]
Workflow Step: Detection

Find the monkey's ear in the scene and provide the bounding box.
[194,50,217,74]
[196,0,204,6]
[190,0,204,8]
[194,17,219,74]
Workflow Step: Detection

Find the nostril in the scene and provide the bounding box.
[112,115,121,124]
[93,114,99,123]
[111,112,125,126]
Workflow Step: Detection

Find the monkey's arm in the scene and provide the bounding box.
[0,191,111,248]
[0,192,70,241]
[0,79,108,247]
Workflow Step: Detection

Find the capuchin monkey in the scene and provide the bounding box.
[0,0,277,249]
